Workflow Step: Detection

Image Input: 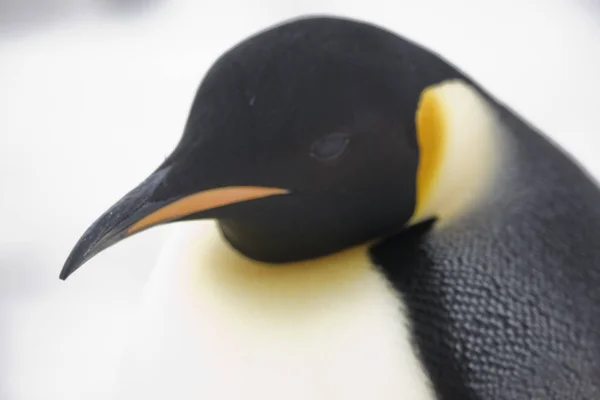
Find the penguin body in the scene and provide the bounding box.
[60,16,600,400]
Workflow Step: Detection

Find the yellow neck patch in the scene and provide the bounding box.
[413,86,446,222]
[410,80,501,226]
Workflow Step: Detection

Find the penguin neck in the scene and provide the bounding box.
[412,80,504,227]
[194,222,374,316]
[126,220,435,400]
[149,221,376,319]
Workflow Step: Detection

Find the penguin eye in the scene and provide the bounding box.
[310,132,350,161]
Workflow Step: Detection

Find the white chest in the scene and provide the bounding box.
[111,222,435,400]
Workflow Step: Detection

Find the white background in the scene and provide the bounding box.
[0,0,599,398]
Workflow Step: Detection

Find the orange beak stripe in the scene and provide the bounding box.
[127,186,289,234]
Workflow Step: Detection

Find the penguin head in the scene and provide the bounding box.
[60,16,480,279]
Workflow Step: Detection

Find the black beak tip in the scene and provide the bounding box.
[58,222,132,281]
[59,261,78,280]
[59,267,73,281]
[59,230,111,281]
[58,167,171,281]
[59,246,88,280]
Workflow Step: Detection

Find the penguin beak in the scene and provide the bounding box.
[59,166,288,280]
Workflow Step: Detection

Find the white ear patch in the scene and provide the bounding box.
[413,80,505,227]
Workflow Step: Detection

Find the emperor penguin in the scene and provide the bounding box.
[60,16,600,400]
